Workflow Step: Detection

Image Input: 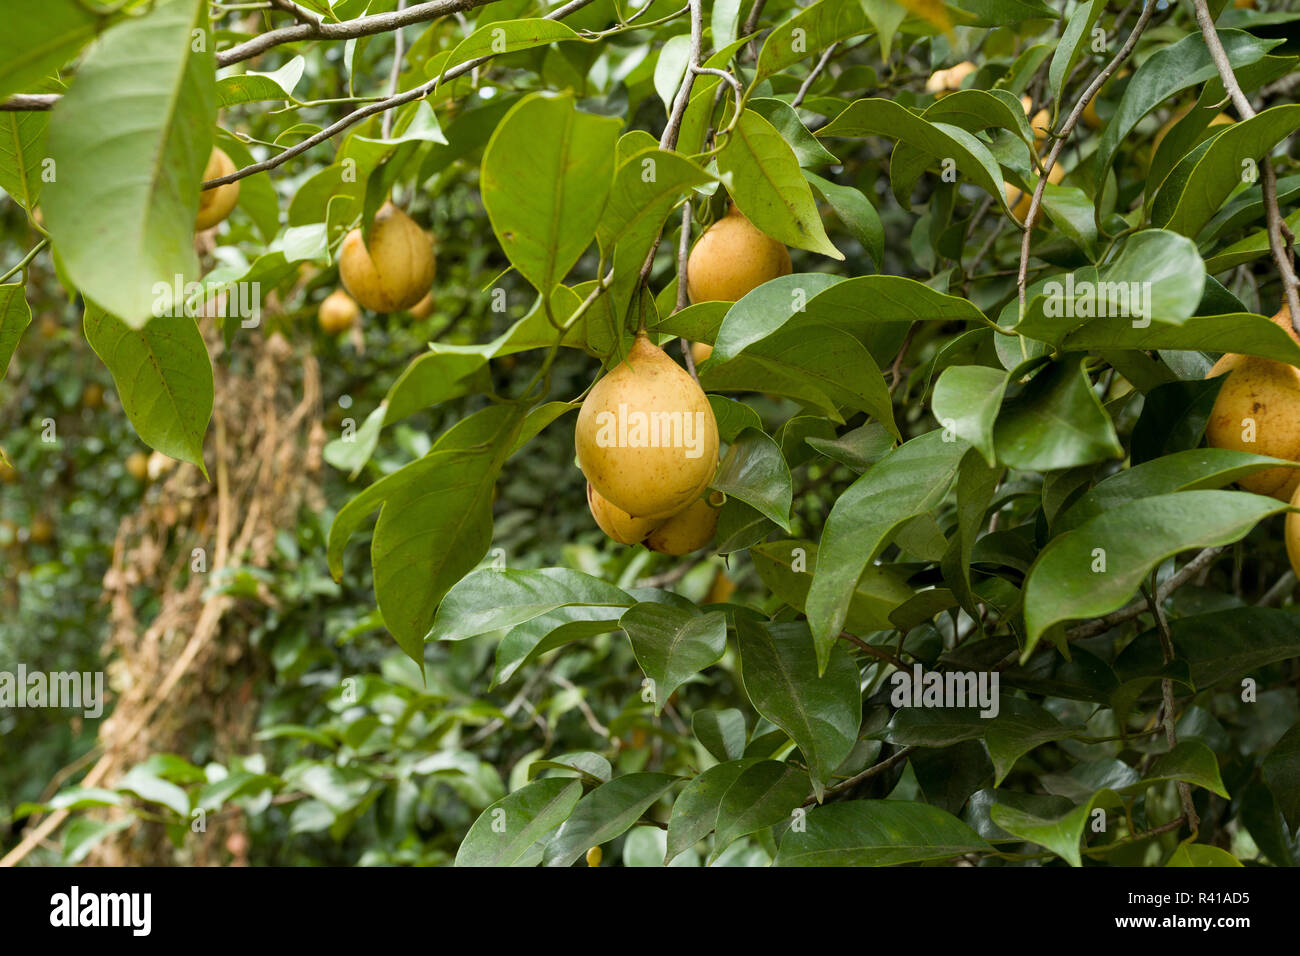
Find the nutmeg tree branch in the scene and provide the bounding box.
[1016,0,1159,315]
[1191,0,1300,331]
[202,0,598,190]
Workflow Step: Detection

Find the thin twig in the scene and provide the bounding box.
[1191,0,1300,329]
[1017,0,1159,314]
[381,0,408,140]
[202,0,597,189]
[792,42,837,109]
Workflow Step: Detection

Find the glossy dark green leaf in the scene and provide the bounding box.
[711,761,808,862]
[1024,491,1288,653]
[775,800,991,866]
[693,709,748,764]
[804,171,884,269]
[542,773,677,867]
[710,428,793,530]
[736,619,861,800]
[622,603,727,714]
[1262,722,1300,831]
[932,364,1008,466]
[993,357,1122,472]
[806,430,967,668]
[665,759,756,863]
[455,779,582,867]
[989,789,1123,866]
[428,568,634,643]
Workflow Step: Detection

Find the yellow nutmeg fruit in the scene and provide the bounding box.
[586,846,602,867]
[575,333,719,519]
[408,291,435,319]
[926,61,976,97]
[125,451,150,482]
[686,205,791,304]
[1205,305,1300,501]
[587,483,664,545]
[339,202,436,313]
[318,289,360,334]
[645,491,722,555]
[691,342,713,366]
[196,147,240,231]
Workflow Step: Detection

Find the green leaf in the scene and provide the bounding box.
[806,430,966,668]
[1154,105,1300,238]
[83,303,212,472]
[481,93,621,295]
[692,709,748,763]
[718,109,842,259]
[622,603,727,714]
[216,56,305,107]
[984,700,1076,785]
[749,98,839,168]
[443,18,581,75]
[43,0,215,326]
[493,607,625,687]
[736,619,861,800]
[756,0,870,80]
[1262,722,1300,832]
[0,0,100,103]
[819,98,1012,214]
[1166,844,1242,867]
[703,325,894,427]
[0,284,32,384]
[0,111,49,210]
[455,779,582,867]
[1055,448,1298,536]
[710,428,793,530]
[1023,491,1289,653]
[990,789,1123,866]
[1094,29,1277,186]
[805,421,895,472]
[1130,378,1227,466]
[1141,741,1229,799]
[542,773,678,867]
[752,539,916,633]
[1050,311,1300,366]
[993,357,1123,472]
[326,406,524,664]
[710,273,843,360]
[804,170,884,269]
[941,450,1002,616]
[775,801,991,866]
[711,761,808,862]
[665,760,756,863]
[428,568,634,643]
[1048,0,1103,108]
[932,364,1008,466]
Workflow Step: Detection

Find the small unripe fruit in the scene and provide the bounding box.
[338,202,436,313]
[196,147,240,231]
[686,205,791,304]
[29,516,54,544]
[575,334,719,519]
[587,483,663,545]
[81,383,104,409]
[318,289,360,334]
[1205,305,1300,501]
[586,846,602,867]
[645,492,722,555]
[126,451,150,482]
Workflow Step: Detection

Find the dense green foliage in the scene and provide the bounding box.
[2,0,1300,867]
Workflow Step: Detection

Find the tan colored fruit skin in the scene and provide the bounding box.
[1006,162,1065,222]
[691,342,713,366]
[126,452,150,482]
[408,291,435,319]
[645,494,719,555]
[196,148,240,231]
[587,484,664,545]
[339,202,436,313]
[926,61,976,97]
[576,334,719,519]
[1205,305,1300,501]
[319,289,360,334]
[686,208,791,304]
